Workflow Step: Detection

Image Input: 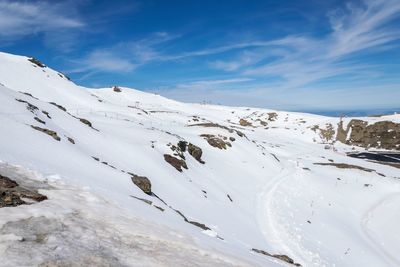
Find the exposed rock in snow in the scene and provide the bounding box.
[30,126,61,141]
[188,143,205,164]
[337,119,400,150]
[130,174,152,195]
[163,154,188,172]
[0,173,47,208]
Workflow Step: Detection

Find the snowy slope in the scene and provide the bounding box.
[0,52,399,267]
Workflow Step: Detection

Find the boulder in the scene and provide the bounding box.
[164,154,188,172]
[267,112,278,121]
[177,141,187,152]
[113,86,122,92]
[130,174,152,195]
[188,143,205,164]
[239,118,252,126]
[0,174,47,208]
[200,134,231,149]
[79,118,93,127]
[0,174,18,188]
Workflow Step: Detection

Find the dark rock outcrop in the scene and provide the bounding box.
[252,248,301,266]
[0,174,18,188]
[313,162,375,172]
[267,112,278,121]
[28,57,46,68]
[34,117,46,124]
[79,118,92,127]
[31,125,61,141]
[164,154,188,172]
[49,102,67,112]
[42,110,51,119]
[200,134,231,150]
[177,141,187,152]
[0,174,47,208]
[337,119,400,150]
[239,118,252,126]
[113,86,122,92]
[15,99,39,113]
[172,208,211,231]
[130,174,152,195]
[188,143,205,164]
[311,124,335,143]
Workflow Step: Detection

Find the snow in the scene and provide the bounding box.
[0,51,399,266]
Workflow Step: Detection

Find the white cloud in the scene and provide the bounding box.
[239,0,400,88]
[0,1,84,39]
[174,78,253,90]
[82,50,136,72]
[70,32,180,74]
[69,50,136,74]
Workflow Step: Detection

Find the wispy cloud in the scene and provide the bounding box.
[68,32,180,74]
[174,78,253,90]
[0,1,84,39]
[214,0,400,89]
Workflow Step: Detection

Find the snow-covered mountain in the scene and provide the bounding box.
[0,51,399,267]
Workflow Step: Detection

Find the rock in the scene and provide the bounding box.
[34,117,46,124]
[78,118,98,131]
[200,134,231,150]
[31,125,61,141]
[15,99,39,113]
[42,110,51,119]
[177,141,187,152]
[267,112,278,121]
[188,143,205,164]
[239,119,252,126]
[172,208,211,231]
[18,190,48,202]
[236,131,245,137]
[0,175,47,208]
[113,86,122,92]
[314,162,375,172]
[79,118,92,127]
[311,124,335,143]
[0,174,19,188]
[1,191,26,207]
[337,119,400,150]
[164,154,188,172]
[49,102,67,112]
[28,57,46,68]
[130,174,152,195]
[169,143,185,159]
[19,91,39,99]
[251,248,301,266]
[256,119,268,126]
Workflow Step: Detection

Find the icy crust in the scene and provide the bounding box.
[0,162,255,267]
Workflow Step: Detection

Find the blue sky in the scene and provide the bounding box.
[1,0,400,112]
